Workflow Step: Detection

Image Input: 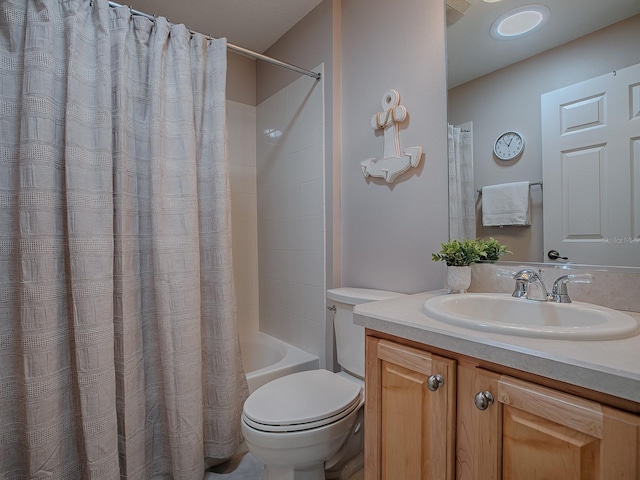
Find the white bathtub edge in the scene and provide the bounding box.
[242,331,319,393]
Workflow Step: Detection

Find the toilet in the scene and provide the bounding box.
[241,288,405,480]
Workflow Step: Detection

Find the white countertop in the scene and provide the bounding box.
[354,290,640,404]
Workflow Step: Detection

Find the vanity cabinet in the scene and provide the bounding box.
[459,367,640,480]
[364,333,640,480]
[364,337,456,480]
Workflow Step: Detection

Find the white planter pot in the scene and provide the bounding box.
[447,266,471,294]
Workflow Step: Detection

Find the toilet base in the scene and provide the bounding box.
[265,462,325,480]
[326,452,363,480]
[325,409,364,479]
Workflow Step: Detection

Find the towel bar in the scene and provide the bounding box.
[477,181,542,195]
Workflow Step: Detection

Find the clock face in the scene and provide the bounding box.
[494,131,524,161]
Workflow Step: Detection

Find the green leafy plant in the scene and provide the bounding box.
[478,237,511,262]
[431,239,485,267]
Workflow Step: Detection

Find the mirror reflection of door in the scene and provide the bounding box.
[448,122,475,241]
[541,62,640,266]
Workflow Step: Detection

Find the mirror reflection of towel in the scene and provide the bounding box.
[482,181,531,226]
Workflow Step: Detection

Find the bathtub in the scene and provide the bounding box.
[240,331,319,393]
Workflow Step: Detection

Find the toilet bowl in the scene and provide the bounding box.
[241,288,405,480]
[241,370,364,479]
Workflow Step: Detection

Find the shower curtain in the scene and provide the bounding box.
[0,1,248,478]
[448,124,475,240]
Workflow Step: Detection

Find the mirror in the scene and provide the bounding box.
[446,0,640,267]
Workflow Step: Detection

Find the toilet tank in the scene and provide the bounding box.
[327,288,406,379]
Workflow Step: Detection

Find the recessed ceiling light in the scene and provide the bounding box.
[483,0,503,3]
[491,5,550,39]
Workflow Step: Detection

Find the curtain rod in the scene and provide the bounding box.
[107,2,321,81]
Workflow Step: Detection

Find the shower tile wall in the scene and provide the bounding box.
[227,100,259,340]
[256,73,326,368]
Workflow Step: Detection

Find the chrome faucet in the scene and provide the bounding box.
[549,274,593,303]
[512,269,551,301]
[499,269,593,303]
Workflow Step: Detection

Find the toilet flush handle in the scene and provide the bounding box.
[327,305,337,313]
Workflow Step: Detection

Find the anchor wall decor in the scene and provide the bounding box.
[360,89,423,183]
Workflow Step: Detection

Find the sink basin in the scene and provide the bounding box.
[423,293,640,340]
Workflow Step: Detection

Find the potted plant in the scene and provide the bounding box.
[478,237,510,262]
[431,239,484,267]
[432,239,484,293]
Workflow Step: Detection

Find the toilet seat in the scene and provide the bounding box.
[242,395,362,433]
[242,370,364,433]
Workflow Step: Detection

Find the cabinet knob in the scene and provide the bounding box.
[427,374,444,392]
[474,391,494,410]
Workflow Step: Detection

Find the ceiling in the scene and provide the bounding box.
[123,0,324,54]
[447,0,640,88]
[121,0,640,87]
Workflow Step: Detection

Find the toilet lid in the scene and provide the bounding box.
[243,370,363,431]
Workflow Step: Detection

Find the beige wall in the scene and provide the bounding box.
[448,15,640,262]
[257,1,336,103]
[341,0,449,293]
[227,51,256,106]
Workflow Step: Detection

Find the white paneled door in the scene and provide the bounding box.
[541,62,640,266]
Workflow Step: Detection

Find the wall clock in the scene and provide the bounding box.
[493,131,524,161]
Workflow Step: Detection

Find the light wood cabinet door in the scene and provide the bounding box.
[365,337,456,480]
[464,368,640,480]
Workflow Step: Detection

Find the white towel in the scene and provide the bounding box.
[482,181,531,226]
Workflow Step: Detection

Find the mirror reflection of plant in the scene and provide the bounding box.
[478,237,511,262]
[431,239,485,267]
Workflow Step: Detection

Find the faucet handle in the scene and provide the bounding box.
[565,273,593,284]
[496,269,517,278]
[551,274,593,302]
[552,273,593,291]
